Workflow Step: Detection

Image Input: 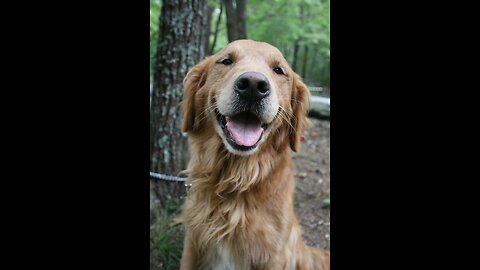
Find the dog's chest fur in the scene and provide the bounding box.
[203,247,245,270]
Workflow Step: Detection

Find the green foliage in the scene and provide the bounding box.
[247,0,330,86]
[151,0,329,85]
[150,198,184,270]
[150,0,161,82]
[322,196,330,207]
[151,0,330,86]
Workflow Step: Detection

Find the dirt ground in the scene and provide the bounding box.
[292,118,330,250]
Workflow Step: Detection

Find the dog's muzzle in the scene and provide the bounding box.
[215,72,273,152]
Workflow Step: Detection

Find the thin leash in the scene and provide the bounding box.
[149,172,192,192]
[149,135,307,191]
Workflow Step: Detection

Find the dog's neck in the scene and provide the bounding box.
[186,133,291,196]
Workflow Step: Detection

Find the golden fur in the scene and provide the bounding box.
[179,40,330,270]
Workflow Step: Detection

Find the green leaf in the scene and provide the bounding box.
[322,197,330,206]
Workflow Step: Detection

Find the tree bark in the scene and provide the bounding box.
[292,4,304,73]
[223,0,237,42]
[223,0,248,42]
[205,5,214,55]
[235,0,247,39]
[150,0,209,214]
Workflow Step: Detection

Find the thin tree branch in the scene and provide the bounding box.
[210,1,223,54]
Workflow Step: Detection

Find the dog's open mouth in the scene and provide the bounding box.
[215,109,269,151]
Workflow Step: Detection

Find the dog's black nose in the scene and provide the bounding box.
[234,72,270,101]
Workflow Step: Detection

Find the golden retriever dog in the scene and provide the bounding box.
[179,39,330,270]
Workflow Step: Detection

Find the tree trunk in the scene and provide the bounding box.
[210,2,223,54]
[309,50,319,85]
[286,44,292,63]
[223,0,248,42]
[235,0,247,39]
[223,0,237,42]
[205,5,214,55]
[292,4,304,73]
[301,45,309,81]
[292,41,300,72]
[322,58,330,90]
[150,0,209,215]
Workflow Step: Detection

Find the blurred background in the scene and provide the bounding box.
[150,0,330,269]
[150,0,330,88]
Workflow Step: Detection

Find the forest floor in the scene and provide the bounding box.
[293,117,330,250]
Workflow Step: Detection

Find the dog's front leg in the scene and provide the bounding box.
[179,233,198,270]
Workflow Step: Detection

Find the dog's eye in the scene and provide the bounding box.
[221,59,233,65]
[273,67,284,75]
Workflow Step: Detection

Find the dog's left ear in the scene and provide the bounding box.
[181,57,210,133]
[289,73,310,152]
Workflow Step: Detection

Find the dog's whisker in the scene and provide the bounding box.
[196,103,218,124]
[276,106,295,132]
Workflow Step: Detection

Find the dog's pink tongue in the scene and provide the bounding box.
[226,115,263,147]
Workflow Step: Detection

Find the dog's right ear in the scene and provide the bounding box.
[289,72,310,152]
[181,57,211,133]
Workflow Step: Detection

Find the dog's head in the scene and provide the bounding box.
[181,40,309,155]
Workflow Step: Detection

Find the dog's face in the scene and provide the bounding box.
[182,40,309,155]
